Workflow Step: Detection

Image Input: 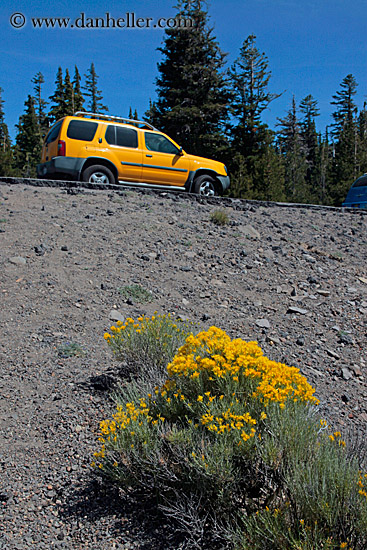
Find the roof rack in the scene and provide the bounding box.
[74,111,159,131]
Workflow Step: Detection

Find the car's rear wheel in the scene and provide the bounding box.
[82,165,115,185]
[194,174,217,196]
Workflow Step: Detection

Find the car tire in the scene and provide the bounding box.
[194,174,217,196]
[82,165,115,185]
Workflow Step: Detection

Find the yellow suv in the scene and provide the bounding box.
[37,112,230,196]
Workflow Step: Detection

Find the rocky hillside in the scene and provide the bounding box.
[0,179,366,549]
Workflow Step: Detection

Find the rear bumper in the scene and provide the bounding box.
[37,157,84,180]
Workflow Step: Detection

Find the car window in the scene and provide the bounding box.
[45,120,62,144]
[145,132,179,155]
[105,125,138,148]
[67,120,98,141]
[352,175,367,188]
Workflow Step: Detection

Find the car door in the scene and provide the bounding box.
[102,124,143,181]
[141,131,190,186]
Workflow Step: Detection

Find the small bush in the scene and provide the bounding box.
[209,209,230,226]
[95,326,367,549]
[119,284,153,304]
[57,341,85,358]
[104,313,196,386]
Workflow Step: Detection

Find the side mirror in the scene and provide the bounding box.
[178,146,184,156]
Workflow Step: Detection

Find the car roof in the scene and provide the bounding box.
[70,111,160,132]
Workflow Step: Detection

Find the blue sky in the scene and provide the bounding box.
[1,0,367,141]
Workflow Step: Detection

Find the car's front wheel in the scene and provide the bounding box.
[194,174,217,196]
[82,165,115,185]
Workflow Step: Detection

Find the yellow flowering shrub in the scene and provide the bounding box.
[95,323,367,550]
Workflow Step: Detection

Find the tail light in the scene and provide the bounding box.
[58,140,66,156]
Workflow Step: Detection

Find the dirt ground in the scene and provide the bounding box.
[0,180,366,549]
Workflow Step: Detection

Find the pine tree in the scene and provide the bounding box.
[31,72,48,132]
[63,69,74,116]
[299,94,320,202]
[319,127,333,205]
[277,96,308,202]
[145,0,230,158]
[357,102,367,175]
[83,63,108,113]
[252,135,286,201]
[72,66,84,113]
[0,88,13,176]
[329,74,358,205]
[228,34,281,160]
[48,67,66,123]
[13,95,42,177]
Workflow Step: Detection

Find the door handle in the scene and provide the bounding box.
[146,154,153,158]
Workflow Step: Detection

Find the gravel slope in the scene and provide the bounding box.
[0,181,366,549]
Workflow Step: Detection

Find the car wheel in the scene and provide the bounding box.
[82,165,115,185]
[194,174,217,196]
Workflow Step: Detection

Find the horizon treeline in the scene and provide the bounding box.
[0,0,365,205]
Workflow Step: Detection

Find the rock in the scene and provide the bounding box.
[34,244,47,256]
[350,364,363,377]
[303,254,316,263]
[338,333,354,345]
[287,306,309,315]
[341,367,352,381]
[240,224,260,239]
[266,334,281,345]
[316,289,330,297]
[9,256,27,265]
[296,337,305,346]
[327,349,340,360]
[255,319,270,329]
[61,246,68,251]
[109,310,125,322]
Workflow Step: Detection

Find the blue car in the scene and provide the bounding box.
[342,174,367,208]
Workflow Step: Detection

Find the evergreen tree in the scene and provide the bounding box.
[299,94,320,202]
[228,34,281,159]
[319,127,333,205]
[0,87,13,176]
[13,95,42,177]
[329,74,358,205]
[145,0,230,158]
[83,63,108,113]
[72,66,84,113]
[277,96,308,202]
[252,134,286,201]
[48,67,66,123]
[63,69,74,116]
[357,101,367,174]
[31,72,48,132]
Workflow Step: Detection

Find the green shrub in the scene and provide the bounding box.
[104,313,196,386]
[57,341,85,358]
[209,208,230,226]
[119,284,153,304]
[95,325,367,549]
